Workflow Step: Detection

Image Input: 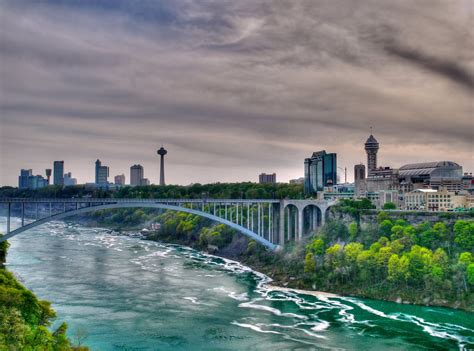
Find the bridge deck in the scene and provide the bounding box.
[0,198,281,204]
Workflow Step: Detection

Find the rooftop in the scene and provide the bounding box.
[399,161,461,177]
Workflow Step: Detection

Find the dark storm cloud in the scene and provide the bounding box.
[0,0,473,185]
[384,42,474,91]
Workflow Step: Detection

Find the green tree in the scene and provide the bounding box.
[306,238,325,255]
[348,222,358,240]
[379,220,393,237]
[304,252,316,273]
[454,220,474,251]
[0,235,8,265]
[383,202,396,210]
[388,254,409,286]
[467,263,474,286]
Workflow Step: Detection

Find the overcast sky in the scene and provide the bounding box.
[0,0,473,186]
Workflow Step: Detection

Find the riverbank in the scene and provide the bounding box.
[0,235,89,350]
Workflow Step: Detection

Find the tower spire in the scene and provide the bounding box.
[364,132,379,176]
[157,146,168,186]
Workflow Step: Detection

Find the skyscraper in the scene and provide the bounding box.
[53,161,64,186]
[365,134,379,176]
[130,164,144,186]
[304,150,337,196]
[19,169,32,189]
[95,159,109,185]
[157,146,167,186]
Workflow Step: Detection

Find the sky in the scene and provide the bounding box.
[0,0,473,186]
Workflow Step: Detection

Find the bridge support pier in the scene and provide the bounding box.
[7,203,11,234]
[21,203,25,227]
[279,202,285,246]
[320,207,327,227]
[297,208,303,241]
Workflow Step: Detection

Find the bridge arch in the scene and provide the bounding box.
[301,204,322,236]
[0,203,278,250]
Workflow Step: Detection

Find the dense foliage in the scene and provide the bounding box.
[300,216,474,309]
[0,234,88,350]
[0,183,304,200]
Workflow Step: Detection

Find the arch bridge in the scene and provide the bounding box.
[0,198,337,251]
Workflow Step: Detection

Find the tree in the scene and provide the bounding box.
[467,264,474,286]
[348,222,358,240]
[380,219,393,237]
[304,252,316,273]
[458,252,473,267]
[454,220,474,251]
[388,254,409,285]
[390,225,404,240]
[0,234,9,265]
[306,238,325,255]
[383,202,396,210]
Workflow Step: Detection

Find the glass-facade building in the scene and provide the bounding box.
[19,169,32,189]
[53,161,64,186]
[95,159,109,185]
[304,150,337,196]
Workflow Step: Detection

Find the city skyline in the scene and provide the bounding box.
[1,0,473,186]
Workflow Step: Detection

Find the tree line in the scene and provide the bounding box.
[0,183,304,200]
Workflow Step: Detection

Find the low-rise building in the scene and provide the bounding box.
[63,172,77,186]
[27,175,48,189]
[289,177,304,184]
[404,189,467,212]
[114,174,126,185]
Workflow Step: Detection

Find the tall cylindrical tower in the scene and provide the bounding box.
[364,134,379,176]
[45,169,52,184]
[157,146,168,186]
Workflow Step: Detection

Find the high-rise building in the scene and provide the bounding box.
[140,178,150,186]
[130,164,144,186]
[63,172,77,186]
[19,169,48,189]
[157,146,167,186]
[95,159,109,185]
[53,161,64,186]
[19,169,32,189]
[259,173,276,184]
[304,150,337,196]
[364,134,379,176]
[114,174,126,185]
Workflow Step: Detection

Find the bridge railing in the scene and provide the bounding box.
[0,198,281,204]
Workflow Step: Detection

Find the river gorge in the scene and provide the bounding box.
[2,219,473,350]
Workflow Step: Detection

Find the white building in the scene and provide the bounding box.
[404,189,467,212]
[63,172,77,186]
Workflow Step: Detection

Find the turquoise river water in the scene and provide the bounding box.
[2,220,474,350]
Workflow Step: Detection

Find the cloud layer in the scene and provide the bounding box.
[1,0,473,185]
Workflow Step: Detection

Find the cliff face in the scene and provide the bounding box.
[328,208,473,227]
